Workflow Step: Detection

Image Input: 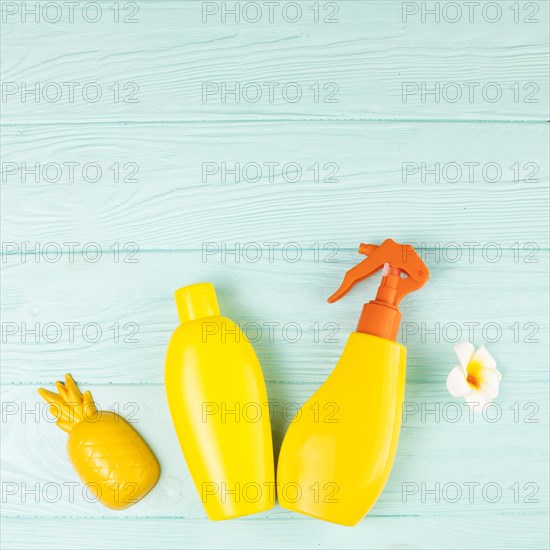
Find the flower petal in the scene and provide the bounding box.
[479,368,502,398]
[472,345,497,371]
[454,342,475,369]
[465,390,492,414]
[446,366,473,397]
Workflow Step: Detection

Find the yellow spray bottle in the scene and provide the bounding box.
[277,239,429,526]
[165,283,275,520]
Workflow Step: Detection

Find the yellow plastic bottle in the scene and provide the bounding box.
[277,239,429,526]
[165,282,275,520]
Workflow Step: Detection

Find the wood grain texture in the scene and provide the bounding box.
[1,250,548,383]
[2,516,547,550]
[1,1,548,123]
[1,122,548,247]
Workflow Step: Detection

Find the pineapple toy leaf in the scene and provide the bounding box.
[38,374,97,433]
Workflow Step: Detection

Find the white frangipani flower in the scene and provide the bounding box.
[446,342,501,413]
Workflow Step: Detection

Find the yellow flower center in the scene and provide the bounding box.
[466,360,483,389]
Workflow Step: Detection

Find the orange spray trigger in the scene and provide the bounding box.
[328,239,429,341]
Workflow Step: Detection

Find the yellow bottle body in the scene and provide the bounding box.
[277,332,406,526]
[165,284,275,520]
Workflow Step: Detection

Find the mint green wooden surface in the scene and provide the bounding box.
[1,1,548,548]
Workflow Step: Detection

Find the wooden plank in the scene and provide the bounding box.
[1,1,548,123]
[1,122,548,247]
[1,516,547,550]
[1,383,548,519]
[1,249,548,383]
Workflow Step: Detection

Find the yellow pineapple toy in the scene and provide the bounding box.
[38,374,160,510]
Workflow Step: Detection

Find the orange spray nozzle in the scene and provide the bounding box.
[328,239,429,340]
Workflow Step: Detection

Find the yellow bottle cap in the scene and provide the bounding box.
[174,282,220,323]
